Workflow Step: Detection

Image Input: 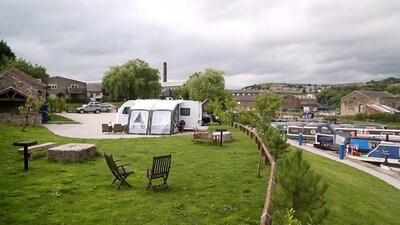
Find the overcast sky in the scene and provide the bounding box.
[1,0,399,89]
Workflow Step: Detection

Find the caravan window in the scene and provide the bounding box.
[122,107,130,114]
[180,108,190,116]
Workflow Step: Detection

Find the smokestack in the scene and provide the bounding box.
[163,62,167,82]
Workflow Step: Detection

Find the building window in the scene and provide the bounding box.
[78,95,85,99]
[71,84,79,88]
[348,98,355,110]
[48,84,57,89]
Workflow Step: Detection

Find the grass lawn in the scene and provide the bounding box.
[0,123,399,225]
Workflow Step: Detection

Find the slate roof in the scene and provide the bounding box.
[87,82,102,92]
[357,91,395,99]
[0,68,46,96]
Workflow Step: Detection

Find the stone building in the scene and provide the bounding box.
[0,68,46,125]
[87,82,103,102]
[48,76,87,103]
[229,89,261,110]
[340,91,400,116]
[281,94,319,113]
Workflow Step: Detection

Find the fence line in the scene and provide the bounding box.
[234,122,276,225]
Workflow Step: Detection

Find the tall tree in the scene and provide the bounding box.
[0,58,49,83]
[265,127,290,161]
[0,40,49,83]
[272,150,329,225]
[184,69,230,102]
[0,39,16,65]
[179,68,234,113]
[102,59,161,100]
[253,91,283,136]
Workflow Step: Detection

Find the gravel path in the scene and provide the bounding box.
[287,139,400,190]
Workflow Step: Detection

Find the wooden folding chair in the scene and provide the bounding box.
[102,124,112,134]
[113,123,124,133]
[146,154,172,191]
[104,152,134,189]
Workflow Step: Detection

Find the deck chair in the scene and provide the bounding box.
[104,152,134,189]
[146,154,172,191]
[102,124,112,134]
[113,123,124,133]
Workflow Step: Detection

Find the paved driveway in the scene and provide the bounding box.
[43,112,191,139]
[43,112,146,139]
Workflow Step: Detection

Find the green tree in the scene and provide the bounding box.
[385,84,400,96]
[252,91,283,136]
[181,68,235,114]
[18,95,43,131]
[0,58,49,83]
[102,59,161,101]
[184,69,230,102]
[281,208,302,225]
[171,85,190,100]
[0,39,16,66]
[265,127,290,161]
[0,40,49,83]
[272,150,329,225]
[58,97,67,114]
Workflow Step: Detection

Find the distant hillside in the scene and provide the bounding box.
[242,77,400,110]
[316,77,400,110]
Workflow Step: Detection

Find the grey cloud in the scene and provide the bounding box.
[1,0,399,88]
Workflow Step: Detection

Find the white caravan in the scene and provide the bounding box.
[115,99,202,135]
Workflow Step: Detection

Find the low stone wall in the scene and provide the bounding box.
[0,113,42,126]
[47,143,97,162]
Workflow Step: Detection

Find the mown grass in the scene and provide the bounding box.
[0,123,399,224]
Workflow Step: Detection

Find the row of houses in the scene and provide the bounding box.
[48,76,103,103]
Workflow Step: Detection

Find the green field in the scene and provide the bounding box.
[0,123,399,225]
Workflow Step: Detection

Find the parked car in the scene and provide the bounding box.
[76,102,110,114]
[201,112,222,125]
[202,112,211,125]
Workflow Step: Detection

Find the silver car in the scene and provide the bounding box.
[76,102,110,114]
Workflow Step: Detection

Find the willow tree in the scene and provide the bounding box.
[182,68,234,113]
[102,59,161,100]
[184,69,227,101]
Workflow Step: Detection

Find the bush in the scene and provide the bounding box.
[355,113,400,123]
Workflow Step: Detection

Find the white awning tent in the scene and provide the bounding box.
[127,100,182,135]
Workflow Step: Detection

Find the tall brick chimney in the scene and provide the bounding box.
[163,62,167,82]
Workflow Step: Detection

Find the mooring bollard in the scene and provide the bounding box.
[298,133,303,146]
[339,144,345,160]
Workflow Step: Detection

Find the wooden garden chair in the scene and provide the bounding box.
[113,123,124,133]
[102,124,112,134]
[146,154,172,191]
[104,152,134,189]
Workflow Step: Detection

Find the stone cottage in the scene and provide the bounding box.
[281,94,319,113]
[340,90,400,116]
[0,68,46,125]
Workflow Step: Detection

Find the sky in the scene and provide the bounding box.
[1,0,399,89]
